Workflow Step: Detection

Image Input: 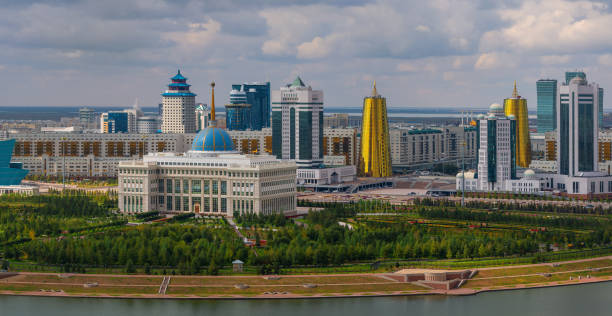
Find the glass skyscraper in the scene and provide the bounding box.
[0,139,28,185]
[557,76,599,176]
[271,76,323,168]
[226,87,252,131]
[536,79,557,133]
[231,82,270,130]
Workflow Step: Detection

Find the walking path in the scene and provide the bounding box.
[158,276,170,295]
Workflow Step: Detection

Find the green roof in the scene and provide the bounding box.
[291,76,306,87]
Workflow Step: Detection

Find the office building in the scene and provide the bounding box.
[195,103,210,132]
[79,108,96,124]
[137,116,159,134]
[536,79,557,133]
[226,87,252,131]
[100,111,129,133]
[161,70,197,133]
[565,72,604,129]
[457,104,540,193]
[231,82,270,130]
[0,139,28,185]
[565,71,586,84]
[119,81,296,216]
[358,82,391,177]
[271,76,323,168]
[504,82,531,167]
[599,87,604,127]
[557,76,599,176]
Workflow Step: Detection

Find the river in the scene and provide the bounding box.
[1,282,610,316]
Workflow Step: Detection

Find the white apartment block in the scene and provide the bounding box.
[389,126,477,166]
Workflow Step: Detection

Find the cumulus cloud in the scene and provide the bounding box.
[474,53,517,70]
[0,0,610,108]
[598,54,612,66]
[480,0,612,54]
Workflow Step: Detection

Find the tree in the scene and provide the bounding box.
[1,260,9,271]
[125,259,135,274]
[144,263,151,275]
[207,261,219,276]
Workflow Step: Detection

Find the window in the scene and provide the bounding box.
[167,196,173,210]
[212,197,218,212]
[192,180,201,194]
[183,197,189,211]
[204,197,210,212]
[158,196,164,204]
[175,180,181,193]
[203,180,210,194]
[158,179,164,193]
[175,196,181,211]
[221,181,227,195]
[183,180,189,193]
[221,198,227,213]
[167,180,173,194]
[212,181,218,194]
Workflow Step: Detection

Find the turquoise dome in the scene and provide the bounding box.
[192,127,235,151]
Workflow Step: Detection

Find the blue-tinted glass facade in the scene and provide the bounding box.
[536,79,557,133]
[225,104,251,131]
[565,71,586,84]
[599,87,604,128]
[559,95,570,175]
[578,96,594,171]
[231,82,270,130]
[107,112,128,133]
[0,139,28,185]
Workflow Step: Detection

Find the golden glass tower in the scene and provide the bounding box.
[504,81,532,168]
[358,81,392,177]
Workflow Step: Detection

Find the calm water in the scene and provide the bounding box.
[0,282,610,316]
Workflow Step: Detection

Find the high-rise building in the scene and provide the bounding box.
[0,139,28,185]
[599,87,604,128]
[557,76,600,176]
[231,82,270,130]
[271,76,323,168]
[195,103,210,132]
[504,82,531,168]
[79,108,96,124]
[536,79,557,133]
[100,111,129,133]
[161,70,196,133]
[226,87,252,131]
[565,71,586,84]
[358,82,391,177]
[119,81,296,216]
[456,104,541,193]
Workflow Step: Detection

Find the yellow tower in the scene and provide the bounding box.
[504,81,532,168]
[358,81,392,177]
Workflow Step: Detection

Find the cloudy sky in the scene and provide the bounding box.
[2,0,612,109]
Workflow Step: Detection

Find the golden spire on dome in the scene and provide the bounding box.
[372,80,378,97]
[512,80,519,98]
[210,81,216,122]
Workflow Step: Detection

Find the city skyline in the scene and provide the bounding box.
[2,1,612,108]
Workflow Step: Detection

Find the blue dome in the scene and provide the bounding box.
[192,127,235,151]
